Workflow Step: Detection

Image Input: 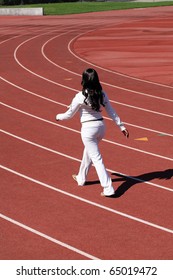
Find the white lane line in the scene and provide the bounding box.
[109,100,173,118]
[1,17,173,107]
[13,34,173,117]
[0,76,68,107]
[0,165,173,234]
[42,33,173,102]
[1,129,173,192]
[68,33,173,90]
[104,137,173,162]
[0,213,100,260]
[0,76,173,137]
[1,102,173,162]
[13,31,77,92]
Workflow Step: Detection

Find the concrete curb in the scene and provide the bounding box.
[0,7,43,16]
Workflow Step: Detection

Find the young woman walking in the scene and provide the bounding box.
[56,68,129,197]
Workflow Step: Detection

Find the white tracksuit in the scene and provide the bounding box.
[56,91,126,196]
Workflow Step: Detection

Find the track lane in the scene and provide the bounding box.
[14,31,173,118]
[1,124,173,193]
[1,73,173,138]
[1,23,172,135]
[0,167,173,260]
[1,93,173,162]
[1,121,173,229]
[0,217,90,260]
[1,7,173,261]
[72,17,173,87]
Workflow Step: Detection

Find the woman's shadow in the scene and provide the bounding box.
[112,168,173,198]
[85,169,173,198]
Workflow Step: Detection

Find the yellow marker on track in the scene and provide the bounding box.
[64,78,72,80]
[135,137,148,141]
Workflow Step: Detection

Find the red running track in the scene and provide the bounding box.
[0,7,173,260]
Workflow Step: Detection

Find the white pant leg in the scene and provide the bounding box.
[79,122,115,195]
[76,147,92,186]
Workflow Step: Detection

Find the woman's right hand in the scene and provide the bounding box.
[122,129,129,138]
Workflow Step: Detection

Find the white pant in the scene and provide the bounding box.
[76,121,115,196]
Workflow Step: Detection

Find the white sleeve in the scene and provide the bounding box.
[103,92,126,131]
[56,94,81,120]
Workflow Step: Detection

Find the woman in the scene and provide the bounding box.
[56,68,129,197]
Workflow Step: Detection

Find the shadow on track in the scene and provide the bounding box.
[112,169,173,198]
[84,169,173,198]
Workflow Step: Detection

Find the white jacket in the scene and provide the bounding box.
[56,91,126,131]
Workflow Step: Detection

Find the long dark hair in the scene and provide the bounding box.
[81,68,105,112]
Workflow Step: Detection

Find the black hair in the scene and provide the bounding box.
[81,68,105,112]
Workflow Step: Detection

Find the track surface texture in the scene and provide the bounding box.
[0,7,173,260]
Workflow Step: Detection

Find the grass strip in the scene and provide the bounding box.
[0,2,173,15]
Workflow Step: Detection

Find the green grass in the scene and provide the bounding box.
[1,2,173,15]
